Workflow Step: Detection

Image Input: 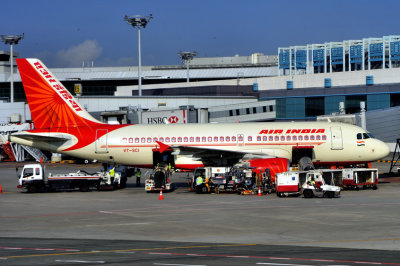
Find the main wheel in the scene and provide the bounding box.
[201,185,208,194]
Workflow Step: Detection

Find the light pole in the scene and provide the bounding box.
[178,51,197,83]
[124,14,152,97]
[0,33,24,103]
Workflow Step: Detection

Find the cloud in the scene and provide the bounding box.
[55,40,103,67]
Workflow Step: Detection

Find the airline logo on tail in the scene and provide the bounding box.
[17,58,102,129]
[33,61,82,112]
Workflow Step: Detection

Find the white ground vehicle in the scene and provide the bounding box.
[17,164,121,193]
[300,170,341,198]
[191,167,230,193]
[145,163,173,192]
[341,168,378,190]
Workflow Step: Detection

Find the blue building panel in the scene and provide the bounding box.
[367,94,390,110]
[369,43,383,62]
[313,49,325,67]
[350,45,362,63]
[286,98,305,118]
[279,51,290,69]
[331,47,343,65]
[325,96,345,115]
[390,41,400,61]
[295,50,307,69]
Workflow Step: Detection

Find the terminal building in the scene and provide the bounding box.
[1,34,400,160]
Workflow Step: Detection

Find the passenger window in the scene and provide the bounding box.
[141,137,145,143]
[172,137,176,142]
[275,136,279,141]
[322,135,326,140]
[220,137,224,142]
[293,136,297,141]
[247,136,252,141]
[202,137,206,142]
[159,137,164,142]
[232,136,236,142]
[190,137,194,142]
[281,136,285,141]
[147,137,152,143]
[305,136,309,141]
[310,135,315,141]
[165,137,170,143]
[178,137,182,142]
[208,137,212,142]
[238,136,243,141]
[299,136,303,141]
[269,136,273,141]
[287,136,291,141]
[135,138,139,143]
[357,133,362,140]
[316,135,321,140]
[153,137,158,142]
[184,137,188,142]
[196,137,200,142]
[257,136,261,141]
[214,136,218,142]
[226,136,230,142]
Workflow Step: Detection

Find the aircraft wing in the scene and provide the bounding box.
[157,141,284,162]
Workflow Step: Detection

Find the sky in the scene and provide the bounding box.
[1,0,399,68]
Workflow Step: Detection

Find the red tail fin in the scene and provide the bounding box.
[16,58,102,129]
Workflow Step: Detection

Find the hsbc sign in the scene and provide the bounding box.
[142,110,187,124]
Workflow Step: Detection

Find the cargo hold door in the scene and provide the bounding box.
[330,126,343,150]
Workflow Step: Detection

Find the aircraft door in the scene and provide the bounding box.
[237,134,245,147]
[330,126,343,150]
[95,129,109,153]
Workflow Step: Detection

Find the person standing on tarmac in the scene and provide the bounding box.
[136,168,141,187]
[109,166,115,184]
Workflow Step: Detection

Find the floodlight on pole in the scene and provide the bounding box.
[178,51,197,83]
[0,33,24,103]
[124,14,153,97]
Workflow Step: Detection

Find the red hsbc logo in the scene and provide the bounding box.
[168,116,179,123]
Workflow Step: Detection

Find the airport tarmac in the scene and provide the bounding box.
[0,162,400,265]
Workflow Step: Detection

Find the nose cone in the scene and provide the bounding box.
[376,141,390,160]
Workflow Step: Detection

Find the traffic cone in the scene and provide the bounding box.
[158,190,164,200]
[258,187,262,196]
[0,184,2,193]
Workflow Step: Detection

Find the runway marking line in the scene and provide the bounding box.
[2,243,400,265]
[0,243,254,260]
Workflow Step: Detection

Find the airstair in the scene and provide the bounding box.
[389,138,400,175]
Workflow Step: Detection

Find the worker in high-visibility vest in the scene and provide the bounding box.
[109,166,115,184]
[136,168,141,187]
[196,176,203,186]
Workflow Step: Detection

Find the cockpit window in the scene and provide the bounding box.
[358,133,375,139]
[363,133,370,139]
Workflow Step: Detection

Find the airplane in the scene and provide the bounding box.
[9,58,390,173]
